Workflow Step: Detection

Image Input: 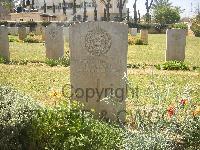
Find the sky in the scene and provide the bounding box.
[126,0,200,18]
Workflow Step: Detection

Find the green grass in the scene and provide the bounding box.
[128,34,200,66]
[0,34,199,107]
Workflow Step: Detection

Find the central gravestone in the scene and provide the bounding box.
[69,22,128,122]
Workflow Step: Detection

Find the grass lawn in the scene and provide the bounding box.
[0,34,199,107]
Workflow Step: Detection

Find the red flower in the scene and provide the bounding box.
[167,105,175,117]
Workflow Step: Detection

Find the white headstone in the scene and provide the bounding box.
[45,25,64,59]
[140,29,148,44]
[18,26,27,40]
[63,27,69,43]
[130,28,137,36]
[166,29,186,61]
[0,26,9,61]
[8,27,18,36]
[69,22,128,122]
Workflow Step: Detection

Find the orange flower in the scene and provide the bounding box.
[192,106,200,116]
[180,99,188,107]
[167,105,175,117]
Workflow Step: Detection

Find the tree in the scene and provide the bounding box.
[0,0,17,12]
[152,0,172,9]
[153,6,181,24]
[100,0,111,21]
[133,0,137,23]
[145,0,154,23]
[92,0,97,21]
[118,0,126,22]
[191,14,200,37]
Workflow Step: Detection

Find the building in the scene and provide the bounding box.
[10,0,128,21]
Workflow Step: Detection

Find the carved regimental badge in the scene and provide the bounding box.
[49,28,58,39]
[85,27,112,56]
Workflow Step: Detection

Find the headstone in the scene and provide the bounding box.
[18,26,27,40]
[63,27,69,43]
[8,27,18,36]
[130,28,137,36]
[26,27,30,34]
[0,26,9,61]
[166,29,186,61]
[69,22,128,122]
[45,24,64,59]
[42,27,46,41]
[140,29,148,44]
[35,25,42,35]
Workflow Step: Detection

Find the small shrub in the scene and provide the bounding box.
[24,36,42,43]
[59,53,70,67]
[173,23,188,30]
[45,53,70,67]
[0,55,8,64]
[0,21,8,26]
[45,59,59,67]
[9,37,19,42]
[30,101,124,149]
[135,38,145,45]
[155,61,190,71]
[128,34,135,45]
[191,14,200,37]
[29,32,35,37]
[0,86,40,149]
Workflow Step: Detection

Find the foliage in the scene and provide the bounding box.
[0,21,8,26]
[152,0,172,9]
[0,55,8,64]
[155,61,190,71]
[0,86,40,149]
[153,6,181,24]
[128,34,135,45]
[135,38,145,45]
[30,101,123,150]
[45,53,70,67]
[173,23,188,30]
[24,36,42,43]
[9,36,19,42]
[139,23,151,29]
[41,21,51,27]
[191,14,200,37]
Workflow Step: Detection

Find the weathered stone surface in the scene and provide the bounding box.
[69,22,128,122]
[130,28,137,36]
[140,29,148,44]
[42,27,46,41]
[166,29,186,61]
[63,27,69,43]
[0,26,9,60]
[18,26,27,40]
[45,24,64,59]
[26,27,30,34]
[35,25,42,35]
[8,27,18,36]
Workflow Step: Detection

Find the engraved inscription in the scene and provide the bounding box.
[85,28,111,56]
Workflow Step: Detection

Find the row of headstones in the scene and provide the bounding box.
[0,22,187,122]
[7,26,70,43]
[129,28,186,61]
[0,25,186,62]
[0,25,70,60]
